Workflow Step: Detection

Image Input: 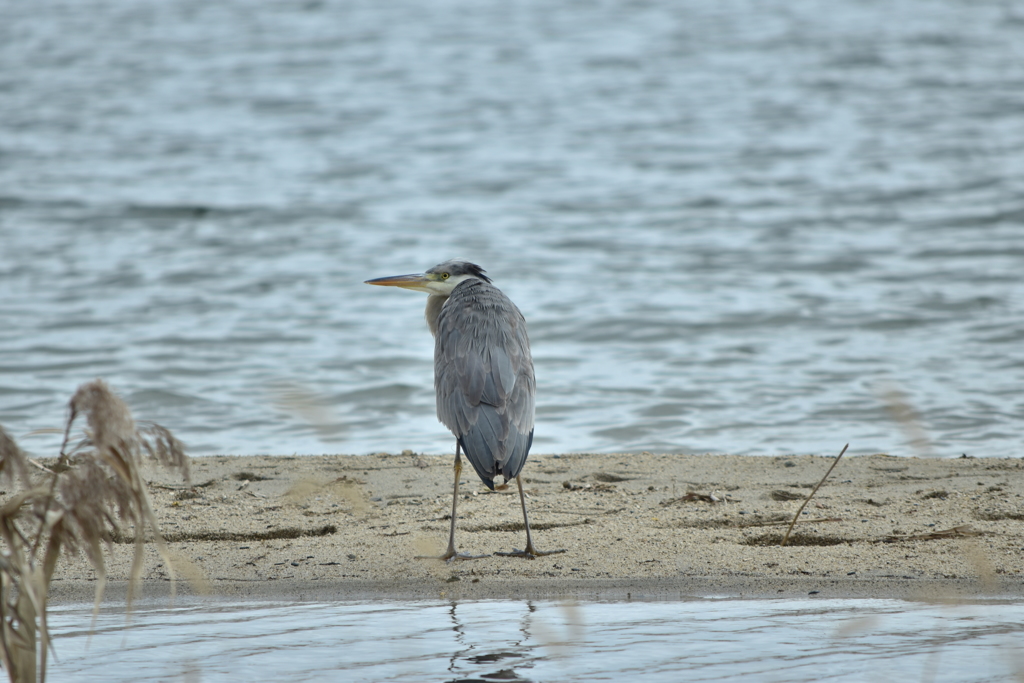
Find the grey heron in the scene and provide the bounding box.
[366,259,565,561]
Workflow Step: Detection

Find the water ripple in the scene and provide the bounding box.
[44,598,1024,682]
[1,0,1022,457]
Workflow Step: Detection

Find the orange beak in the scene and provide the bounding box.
[364,273,431,292]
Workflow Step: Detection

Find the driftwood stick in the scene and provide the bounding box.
[781,444,848,547]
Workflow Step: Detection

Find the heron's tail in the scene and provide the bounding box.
[457,414,533,490]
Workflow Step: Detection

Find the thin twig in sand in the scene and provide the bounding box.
[781,444,848,547]
[751,516,842,528]
[881,525,982,543]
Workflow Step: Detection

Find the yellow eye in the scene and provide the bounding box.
[441,273,450,279]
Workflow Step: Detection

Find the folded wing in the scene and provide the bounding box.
[434,279,535,489]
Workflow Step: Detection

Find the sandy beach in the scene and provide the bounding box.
[46,451,1024,603]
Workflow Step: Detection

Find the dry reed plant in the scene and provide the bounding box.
[0,380,189,683]
[267,380,342,440]
[874,380,935,458]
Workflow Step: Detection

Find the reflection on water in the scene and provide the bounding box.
[48,598,1024,682]
[2,1,1024,457]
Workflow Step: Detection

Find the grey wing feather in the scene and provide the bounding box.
[434,280,535,489]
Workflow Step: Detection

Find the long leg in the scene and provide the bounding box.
[495,475,567,559]
[416,442,488,562]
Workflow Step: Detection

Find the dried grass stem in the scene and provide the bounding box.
[1,380,189,683]
[780,444,848,547]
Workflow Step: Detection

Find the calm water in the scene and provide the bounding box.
[2,0,1023,457]
[47,597,1024,682]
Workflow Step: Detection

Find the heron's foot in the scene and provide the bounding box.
[416,550,490,563]
[495,546,567,560]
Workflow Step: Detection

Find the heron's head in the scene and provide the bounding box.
[365,259,491,295]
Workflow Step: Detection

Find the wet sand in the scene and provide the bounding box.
[47,452,1024,603]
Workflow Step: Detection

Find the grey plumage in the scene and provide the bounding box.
[431,276,535,489]
[366,259,564,560]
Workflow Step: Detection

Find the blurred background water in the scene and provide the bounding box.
[47,597,1024,682]
[2,0,1023,458]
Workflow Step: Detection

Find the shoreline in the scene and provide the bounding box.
[48,576,1021,605]
[45,452,1024,603]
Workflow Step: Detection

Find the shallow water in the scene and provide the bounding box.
[2,1,1023,458]
[47,597,1024,682]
